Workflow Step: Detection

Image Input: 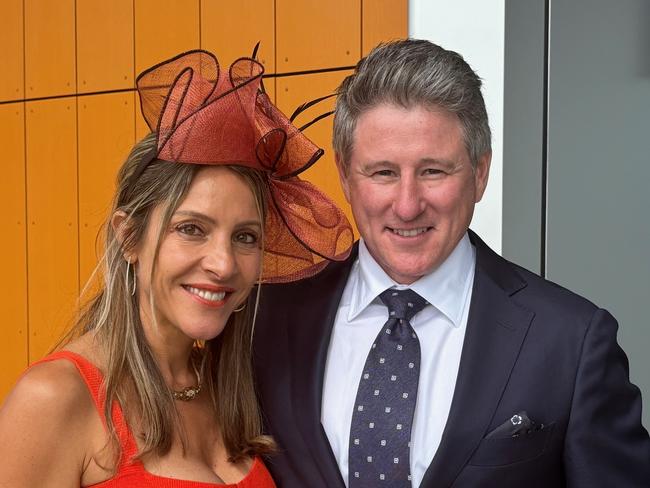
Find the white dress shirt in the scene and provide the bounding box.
[321,233,476,487]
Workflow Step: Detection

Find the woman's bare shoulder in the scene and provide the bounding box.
[0,354,99,487]
[0,354,100,438]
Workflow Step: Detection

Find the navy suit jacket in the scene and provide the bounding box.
[252,231,650,487]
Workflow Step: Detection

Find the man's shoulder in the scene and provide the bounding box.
[497,258,605,338]
[472,231,599,321]
[509,260,597,314]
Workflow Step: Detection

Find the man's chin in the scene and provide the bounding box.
[381,259,438,285]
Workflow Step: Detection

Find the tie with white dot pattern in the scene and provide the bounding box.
[348,288,428,487]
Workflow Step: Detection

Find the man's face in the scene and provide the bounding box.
[337,103,490,284]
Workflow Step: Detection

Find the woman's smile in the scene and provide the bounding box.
[182,284,233,308]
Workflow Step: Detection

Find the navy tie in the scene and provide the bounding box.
[349,288,428,487]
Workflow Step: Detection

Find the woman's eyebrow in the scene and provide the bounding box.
[173,210,216,225]
[174,210,262,229]
[235,220,263,229]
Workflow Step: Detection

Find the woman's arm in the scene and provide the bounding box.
[0,360,99,488]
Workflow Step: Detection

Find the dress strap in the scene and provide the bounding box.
[32,351,140,468]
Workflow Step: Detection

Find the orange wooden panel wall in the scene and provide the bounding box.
[26,99,79,362]
[134,0,201,75]
[78,93,136,287]
[362,0,409,55]
[0,104,28,400]
[1,1,407,402]
[276,0,361,72]
[24,0,76,99]
[0,0,24,101]
[77,0,134,92]
[201,0,275,71]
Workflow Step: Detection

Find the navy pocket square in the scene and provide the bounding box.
[470,421,556,466]
[485,411,544,439]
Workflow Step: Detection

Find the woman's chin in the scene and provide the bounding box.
[177,320,229,342]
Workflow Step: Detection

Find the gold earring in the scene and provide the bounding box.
[233,302,246,312]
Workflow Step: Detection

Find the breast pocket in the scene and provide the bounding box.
[467,422,556,466]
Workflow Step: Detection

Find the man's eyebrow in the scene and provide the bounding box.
[360,158,458,169]
[360,160,398,170]
[418,157,458,166]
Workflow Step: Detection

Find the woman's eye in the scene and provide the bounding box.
[176,223,203,236]
[234,231,259,245]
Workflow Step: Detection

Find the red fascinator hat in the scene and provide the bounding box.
[134,49,353,283]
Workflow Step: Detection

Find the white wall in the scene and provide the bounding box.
[409,0,505,253]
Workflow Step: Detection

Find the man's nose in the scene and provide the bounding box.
[392,176,424,221]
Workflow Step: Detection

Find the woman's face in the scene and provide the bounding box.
[133,166,263,342]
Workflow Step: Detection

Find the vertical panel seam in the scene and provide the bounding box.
[132,0,137,138]
[75,0,81,294]
[541,0,550,277]
[198,0,202,49]
[273,0,277,101]
[22,0,30,365]
[360,0,364,57]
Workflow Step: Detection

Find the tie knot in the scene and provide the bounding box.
[379,288,427,321]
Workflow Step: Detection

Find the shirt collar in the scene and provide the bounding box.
[348,233,476,327]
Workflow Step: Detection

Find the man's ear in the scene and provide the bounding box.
[335,153,351,203]
[111,210,137,263]
[473,151,491,203]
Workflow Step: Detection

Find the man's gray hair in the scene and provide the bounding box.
[333,39,491,169]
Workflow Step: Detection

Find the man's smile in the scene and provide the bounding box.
[387,226,433,237]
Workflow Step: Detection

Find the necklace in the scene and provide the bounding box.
[172,361,202,401]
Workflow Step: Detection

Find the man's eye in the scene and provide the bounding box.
[423,168,444,176]
[373,169,395,177]
[176,223,203,236]
[235,232,259,245]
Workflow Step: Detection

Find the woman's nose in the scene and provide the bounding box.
[202,239,238,280]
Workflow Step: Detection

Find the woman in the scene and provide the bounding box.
[0,50,352,487]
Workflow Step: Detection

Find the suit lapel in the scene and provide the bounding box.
[287,245,359,488]
[420,232,535,487]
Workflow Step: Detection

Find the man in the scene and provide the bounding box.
[253,39,650,487]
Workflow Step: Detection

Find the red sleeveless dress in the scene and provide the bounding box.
[35,351,276,487]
